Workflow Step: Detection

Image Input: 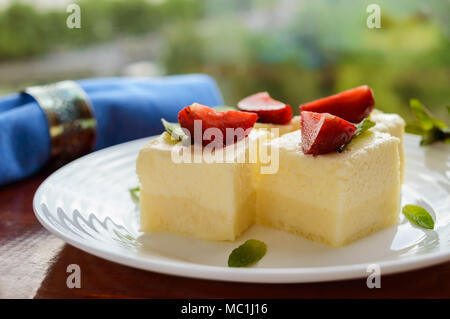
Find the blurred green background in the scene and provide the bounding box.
[0,0,448,122]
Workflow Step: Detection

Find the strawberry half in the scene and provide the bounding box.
[301,111,357,155]
[238,92,293,125]
[178,103,258,146]
[300,85,375,123]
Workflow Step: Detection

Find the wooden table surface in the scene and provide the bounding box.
[1,172,449,299]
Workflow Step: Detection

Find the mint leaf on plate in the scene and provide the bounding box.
[161,118,188,141]
[405,99,450,146]
[402,204,434,229]
[228,239,267,267]
[337,118,376,152]
[129,186,140,203]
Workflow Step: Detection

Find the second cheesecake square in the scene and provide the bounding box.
[255,130,401,247]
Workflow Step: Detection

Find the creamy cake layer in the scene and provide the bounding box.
[257,185,400,247]
[255,130,401,247]
[137,132,263,241]
[140,188,255,241]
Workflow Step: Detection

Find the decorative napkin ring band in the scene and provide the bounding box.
[23,81,97,165]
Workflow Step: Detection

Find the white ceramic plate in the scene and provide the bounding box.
[33,134,450,283]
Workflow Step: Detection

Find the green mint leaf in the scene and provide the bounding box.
[445,129,450,144]
[409,99,435,131]
[213,105,238,111]
[419,128,449,146]
[337,118,375,152]
[405,122,426,135]
[406,99,449,146]
[161,118,188,141]
[228,239,267,267]
[402,204,434,230]
[355,118,376,136]
[409,99,447,130]
[129,186,140,203]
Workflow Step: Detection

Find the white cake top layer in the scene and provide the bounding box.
[140,129,270,165]
[371,110,405,135]
[270,129,398,160]
[146,129,268,149]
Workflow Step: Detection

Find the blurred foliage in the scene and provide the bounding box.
[162,0,450,121]
[0,0,449,122]
[0,0,205,58]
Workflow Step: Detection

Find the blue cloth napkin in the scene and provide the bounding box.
[0,74,223,186]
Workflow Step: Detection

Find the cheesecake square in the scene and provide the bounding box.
[256,130,401,247]
[136,132,262,241]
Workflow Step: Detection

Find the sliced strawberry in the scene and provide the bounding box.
[301,111,357,155]
[178,103,258,146]
[300,85,375,123]
[238,92,293,125]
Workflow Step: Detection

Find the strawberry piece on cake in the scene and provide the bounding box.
[238,92,293,125]
[301,111,357,155]
[178,103,258,146]
[300,85,375,123]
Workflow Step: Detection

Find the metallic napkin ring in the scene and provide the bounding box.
[24,80,97,166]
